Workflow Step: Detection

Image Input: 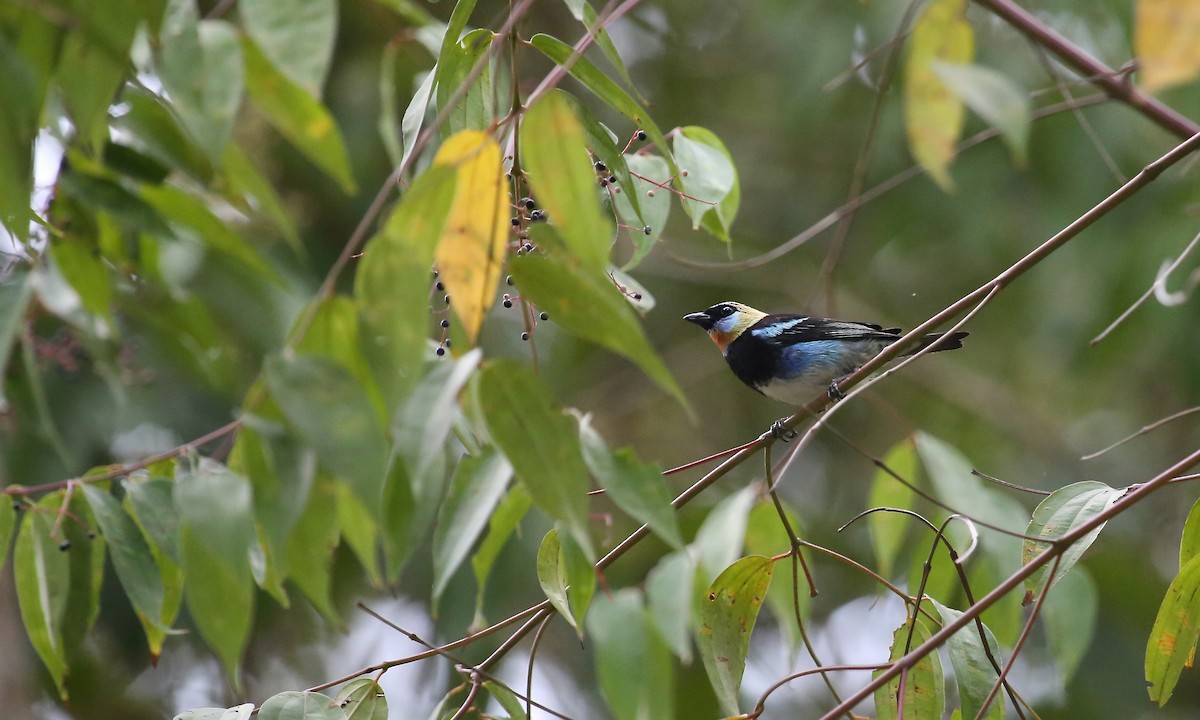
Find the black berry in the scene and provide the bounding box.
[505,275,514,286]
[643,226,652,235]
[440,319,450,328]
[594,161,607,171]
[521,332,530,341]
[436,347,446,356]
[539,312,549,321]
[636,130,647,141]
[503,299,513,308]
[59,540,70,552]
[511,217,520,226]
[522,197,536,210]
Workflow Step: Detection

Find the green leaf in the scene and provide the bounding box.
[392,350,482,486]
[1181,495,1200,569]
[934,62,1031,163]
[242,36,357,193]
[124,476,181,565]
[259,691,347,720]
[691,485,756,583]
[533,527,596,638]
[354,166,457,410]
[159,1,244,160]
[590,589,674,720]
[229,423,314,595]
[14,494,71,697]
[929,599,1004,720]
[868,439,918,579]
[174,704,255,720]
[139,183,278,282]
[537,529,579,633]
[334,679,388,720]
[112,84,213,183]
[672,126,739,243]
[81,485,166,632]
[471,485,532,624]
[124,476,185,659]
[265,353,389,515]
[510,251,688,411]
[484,682,528,720]
[51,236,113,324]
[60,488,105,660]
[697,555,774,717]
[221,143,301,251]
[915,432,1025,642]
[522,91,612,271]
[1147,554,1200,706]
[437,28,495,135]
[0,41,42,239]
[903,0,974,191]
[285,474,341,622]
[646,551,695,662]
[177,463,255,685]
[397,69,436,170]
[56,0,141,148]
[0,268,33,409]
[612,153,669,270]
[478,359,594,560]
[577,415,682,549]
[432,0,480,88]
[529,34,676,171]
[560,0,641,98]
[382,351,481,581]
[743,499,807,651]
[1022,480,1120,596]
[874,616,946,720]
[296,295,385,419]
[561,528,596,635]
[336,485,381,587]
[240,0,336,97]
[432,449,512,608]
[557,93,644,226]
[1041,566,1097,686]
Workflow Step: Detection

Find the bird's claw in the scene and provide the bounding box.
[770,419,797,442]
[827,379,846,402]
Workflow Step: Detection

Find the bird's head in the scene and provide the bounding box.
[683,301,767,354]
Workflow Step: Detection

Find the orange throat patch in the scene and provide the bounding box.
[711,330,736,354]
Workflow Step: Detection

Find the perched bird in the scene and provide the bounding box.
[683,301,968,406]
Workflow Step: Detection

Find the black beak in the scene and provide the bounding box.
[683,311,714,330]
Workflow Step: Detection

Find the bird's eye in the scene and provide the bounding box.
[720,305,734,317]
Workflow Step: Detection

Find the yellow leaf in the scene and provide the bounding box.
[904,0,974,191]
[433,131,510,343]
[1136,0,1200,93]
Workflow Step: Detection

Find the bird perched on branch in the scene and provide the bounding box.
[683,301,968,409]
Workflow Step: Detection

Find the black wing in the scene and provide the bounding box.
[748,314,902,347]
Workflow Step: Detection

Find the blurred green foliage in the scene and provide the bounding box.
[2,0,1200,719]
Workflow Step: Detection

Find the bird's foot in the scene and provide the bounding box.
[770,418,797,442]
[827,378,847,402]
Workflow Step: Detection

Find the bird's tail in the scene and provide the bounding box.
[907,331,969,354]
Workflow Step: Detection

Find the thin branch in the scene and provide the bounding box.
[820,444,1200,719]
[667,94,1109,271]
[1091,229,1200,344]
[973,555,1059,720]
[971,0,1199,140]
[816,0,923,313]
[1082,405,1200,461]
[3,419,242,497]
